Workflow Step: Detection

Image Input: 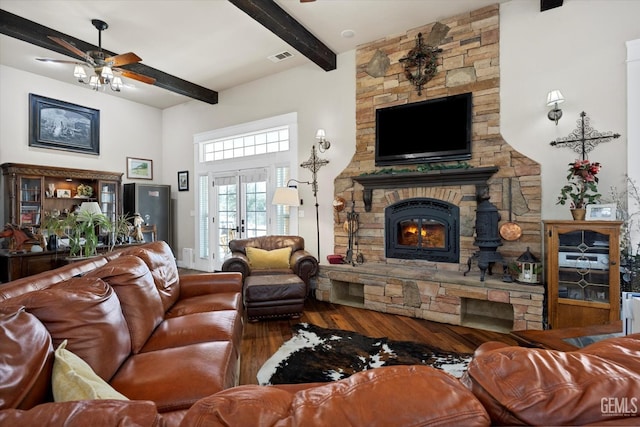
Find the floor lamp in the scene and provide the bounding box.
[272,132,330,258]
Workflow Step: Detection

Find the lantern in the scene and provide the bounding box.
[516,247,541,284]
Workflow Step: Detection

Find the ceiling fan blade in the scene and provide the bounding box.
[116,69,156,85]
[105,52,142,67]
[36,58,84,65]
[47,35,94,65]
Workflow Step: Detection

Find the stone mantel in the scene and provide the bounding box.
[352,166,499,211]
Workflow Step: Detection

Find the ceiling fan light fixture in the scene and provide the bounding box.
[73,64,87,80]
[101,66,114,82]
[89,74,101,90]
[111,76,124,92]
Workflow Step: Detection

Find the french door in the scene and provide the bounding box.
[210,168,268,270]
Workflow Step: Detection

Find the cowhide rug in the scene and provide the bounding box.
[257,323,472,385]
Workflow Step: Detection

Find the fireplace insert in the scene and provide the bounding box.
[385,198,459,263]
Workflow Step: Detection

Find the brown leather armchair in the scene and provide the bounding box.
[221,235,319,290]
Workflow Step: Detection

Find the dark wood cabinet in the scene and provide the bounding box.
[1,163,123,229]
[1,163,124,282]
[0,250,66,282]
[545,220,622,329]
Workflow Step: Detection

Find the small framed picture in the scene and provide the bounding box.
[177,170,189,191]
[126,157,153,180]
[585,203,617,221]
[56,189,71,198]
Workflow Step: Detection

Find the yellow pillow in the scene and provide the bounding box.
[53,340,128,402]
[246,247,292,269]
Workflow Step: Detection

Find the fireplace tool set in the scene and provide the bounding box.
[344,195,363,266]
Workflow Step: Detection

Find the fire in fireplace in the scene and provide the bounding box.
[385,198,459,263]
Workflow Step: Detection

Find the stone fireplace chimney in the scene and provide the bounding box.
[332,4,542,271]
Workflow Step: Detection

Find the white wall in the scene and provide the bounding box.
[162,53,356,263]
[501,0,640,220]
[0,65,163,229]
[627,39,640,254]
[0,65,162,171]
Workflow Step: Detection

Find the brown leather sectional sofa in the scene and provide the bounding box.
[2,240,640,426]
[182,334,640,426]
[0,241,244,427]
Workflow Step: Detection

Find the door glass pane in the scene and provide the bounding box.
[244,179,267,238]
[198,175,209,259]
[274,166,291,234]
[20,177,42,226]
[217,183,237,260]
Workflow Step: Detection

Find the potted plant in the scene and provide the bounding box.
[557,159,602,219]
[111,213,133,247]
[43,207,112,258]
[41,213,65,251]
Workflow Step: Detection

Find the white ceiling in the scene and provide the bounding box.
[0,0,507,109]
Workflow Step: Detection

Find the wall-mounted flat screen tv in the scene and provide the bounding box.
[375,92,472,166]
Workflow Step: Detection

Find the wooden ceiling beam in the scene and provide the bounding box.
[0,9,218,104]
[541,0,564,12]
[228,0,336,71]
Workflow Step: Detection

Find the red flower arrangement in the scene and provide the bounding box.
[557,159,602,209]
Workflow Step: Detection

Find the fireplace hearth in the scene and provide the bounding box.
[385,198,459,263]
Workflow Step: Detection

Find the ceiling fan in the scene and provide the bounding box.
[37,19,155,91]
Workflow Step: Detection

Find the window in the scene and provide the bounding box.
[201,127,290,162]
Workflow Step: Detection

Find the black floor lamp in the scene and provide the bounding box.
[272,132,330,258]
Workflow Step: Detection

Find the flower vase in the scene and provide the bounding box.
[570,208,586,221]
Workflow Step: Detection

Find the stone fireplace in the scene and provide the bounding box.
[314,5,545,331]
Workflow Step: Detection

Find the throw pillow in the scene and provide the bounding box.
[246,247,292,269]
[53,340,128,402]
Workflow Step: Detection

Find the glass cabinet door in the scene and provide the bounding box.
[99,181,118,227]
[557,229,611,303]
[18,176,43,226]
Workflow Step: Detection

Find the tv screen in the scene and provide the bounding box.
[375,92,472,166]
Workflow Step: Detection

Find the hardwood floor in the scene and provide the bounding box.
[239,298,519,385]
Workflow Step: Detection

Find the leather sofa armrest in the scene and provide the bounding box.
[291,249,319,287]
[221,252,250,279]
[179,272,243,299]
[0,400,162,427]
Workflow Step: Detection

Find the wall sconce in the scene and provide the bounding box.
[315,129,331,152]
[546,89,565,125]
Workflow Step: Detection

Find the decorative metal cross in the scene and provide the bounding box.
[300,145,329,197]
[550,111,621,160]
[399,32,442,96]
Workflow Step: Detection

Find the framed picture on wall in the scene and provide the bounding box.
[28,93,100,155]
[585,203,617,221]
[178,171,189,191]
[126,157,153,180]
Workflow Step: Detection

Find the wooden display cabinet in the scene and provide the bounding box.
[544,220,622,329]
[1,163,122,231]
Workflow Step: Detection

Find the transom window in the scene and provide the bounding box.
[201,126,290,162]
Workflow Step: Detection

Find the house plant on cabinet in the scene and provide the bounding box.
[41,202,111,258]
[557,159,602,220]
